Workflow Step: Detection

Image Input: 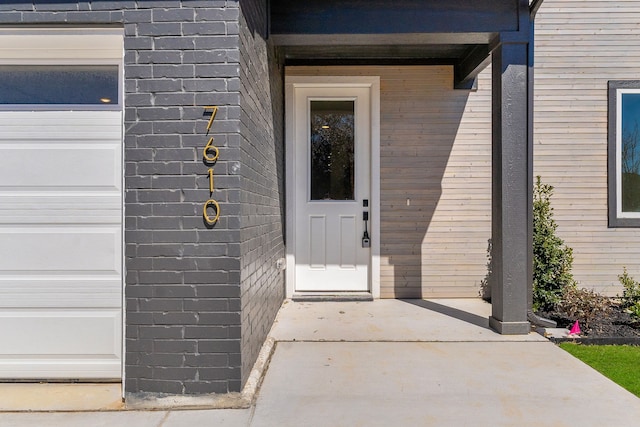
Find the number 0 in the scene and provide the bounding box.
[203,199,220,225]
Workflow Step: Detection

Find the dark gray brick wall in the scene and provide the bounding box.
[124,1,244,395]
[1,0,246,395]
[238,0,286,386]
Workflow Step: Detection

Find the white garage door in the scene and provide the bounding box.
[0,30,123,379]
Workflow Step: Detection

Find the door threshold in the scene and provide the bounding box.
[291,292,373,302]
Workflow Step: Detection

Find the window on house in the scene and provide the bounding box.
[609,81,640,227]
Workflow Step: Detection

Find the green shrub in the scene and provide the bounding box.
[627,302,640,318]
[618,267,640,317]
[556,286,612,329]
[478,239,492,302]
[533,176,577,311]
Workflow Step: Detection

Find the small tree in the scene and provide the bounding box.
[478,239,492,302]
[618,267,640,318]
[533,176,577,311]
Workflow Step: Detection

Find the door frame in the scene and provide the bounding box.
[285,75,381,298]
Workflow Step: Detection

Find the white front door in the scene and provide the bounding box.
[287,80,375,292]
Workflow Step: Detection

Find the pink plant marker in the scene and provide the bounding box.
[569,321,581,335]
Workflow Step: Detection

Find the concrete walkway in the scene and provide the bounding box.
[2,299,640,426]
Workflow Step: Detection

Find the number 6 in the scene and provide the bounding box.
[203,137,219,163]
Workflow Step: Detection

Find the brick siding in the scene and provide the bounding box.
[0,0,251,395]
[238,0,286,386]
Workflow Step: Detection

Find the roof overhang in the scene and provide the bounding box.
[270,0,532,88]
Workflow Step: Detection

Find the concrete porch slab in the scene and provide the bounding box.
[252,341,640,427]
[270,299,546,342]
[2,298,639,426]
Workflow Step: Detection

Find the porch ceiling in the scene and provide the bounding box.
[269,0,518,36]
[271,33,491,63]
[275,36,491,89]
[268,0,517,84]
[273,34,492,88]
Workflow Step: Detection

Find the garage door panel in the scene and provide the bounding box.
[0,309,121,379]
[0,228,121,273]
[0,195,122,217]
[0,111,122,140]
[0,32,123,62]
[0,129,121,140]
[0,211,121,224]
[0,309,121,356]
[0,145,121,190]
[0,278,121,308]
[0,361,121,380]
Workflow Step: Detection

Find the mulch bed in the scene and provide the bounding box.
[537,305,640,345]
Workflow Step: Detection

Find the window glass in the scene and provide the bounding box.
[309,100,355,200]
[621,93,640,213]
[0,65,119,105]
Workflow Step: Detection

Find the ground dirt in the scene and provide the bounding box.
[538,305,640,338]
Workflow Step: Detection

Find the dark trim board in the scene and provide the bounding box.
[270,0,518,35]
[454,45,491,89]
[284,58,456,67]
[608,80,640,228]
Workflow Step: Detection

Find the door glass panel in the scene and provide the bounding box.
[310,100,355,200]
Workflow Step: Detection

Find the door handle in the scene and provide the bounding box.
[362,211,370,248]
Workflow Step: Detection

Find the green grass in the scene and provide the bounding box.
[559,343,640,397]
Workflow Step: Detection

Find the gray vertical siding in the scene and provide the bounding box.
[238,0,286,387]
[533,0,640,295]
[0,0,247,395]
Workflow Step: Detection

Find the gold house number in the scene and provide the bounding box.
[203,106,220,225]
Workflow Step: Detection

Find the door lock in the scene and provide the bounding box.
[362,211,371,248]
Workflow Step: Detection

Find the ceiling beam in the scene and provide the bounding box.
[454,44,491,89]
